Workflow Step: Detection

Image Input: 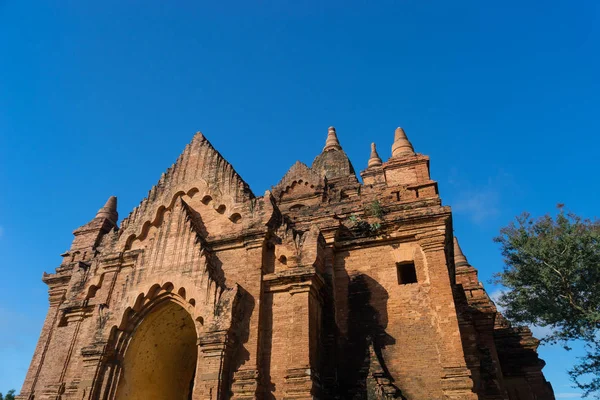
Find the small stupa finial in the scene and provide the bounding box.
[323,126,342,151]
[367,143,383,168]
[391,127,415,158]
[96,196,118,224]
[453,237,469,267]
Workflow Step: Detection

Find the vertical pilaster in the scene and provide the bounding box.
[283,284,318,399]
[17,276,68,400]
[417,230,477,400]
[195,330,237,400]
[263,268,324,400]
[68,338,111,400]
[230,238,264,400]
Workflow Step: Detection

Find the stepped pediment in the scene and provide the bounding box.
[272,161,323,203]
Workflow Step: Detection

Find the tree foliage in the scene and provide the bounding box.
[494,205,600,397]
[0,390,16,400]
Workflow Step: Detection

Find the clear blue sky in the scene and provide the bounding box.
[0,1,598,398]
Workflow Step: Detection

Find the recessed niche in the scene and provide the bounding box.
[397,262,417,284]
[289,203,305,211]
[201,195,212,205]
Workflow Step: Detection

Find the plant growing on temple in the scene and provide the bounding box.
[348,214,381,235]
[365,200,384,220]
[493,205,600,397]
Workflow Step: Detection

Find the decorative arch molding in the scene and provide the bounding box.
[115,282,199,335]
[92,282,244,400]
[272,161,323,202]
[116,133,255,247]
[122,186,247,250]
[117,198,229,299]
[278,179,319,200]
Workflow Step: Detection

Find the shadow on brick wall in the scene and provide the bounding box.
[338,273,405,399]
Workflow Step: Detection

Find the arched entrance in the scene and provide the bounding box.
[115,300,198,400]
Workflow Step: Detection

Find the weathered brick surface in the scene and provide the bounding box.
[19,128,554,399]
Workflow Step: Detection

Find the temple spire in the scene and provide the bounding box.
[453,237,469,267]
[96,196,118,224]
[323,126,342,151]
[367,143,383,168]
[391,127,415,158]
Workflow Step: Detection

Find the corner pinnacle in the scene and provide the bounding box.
[453,237,469,267]
[323,126,342,151]
[367,143,383,168]
[391,127,415,158]
[96,196,118,224]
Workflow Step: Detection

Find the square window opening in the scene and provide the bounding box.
[397,262,417,284]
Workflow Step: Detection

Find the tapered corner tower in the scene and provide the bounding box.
[20,126,554,400]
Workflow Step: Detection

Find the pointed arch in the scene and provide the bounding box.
[93,283,244,400]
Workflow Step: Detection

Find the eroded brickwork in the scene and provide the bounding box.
[19,127,554,399]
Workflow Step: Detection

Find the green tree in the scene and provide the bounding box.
[0,389,16,400]
[494,205,600,397]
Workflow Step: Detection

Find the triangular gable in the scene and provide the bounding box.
[119,133,254,242]
[126,196,226,295]
[271,161,323,201]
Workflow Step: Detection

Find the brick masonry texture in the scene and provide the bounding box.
[18,128,555,400]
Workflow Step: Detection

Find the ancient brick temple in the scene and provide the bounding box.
[20,127,555,400]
